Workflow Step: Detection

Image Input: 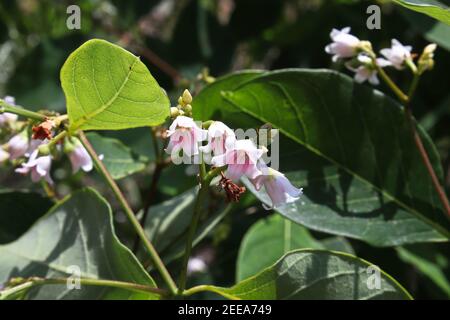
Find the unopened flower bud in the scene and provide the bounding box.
[0,148,9,163]
[184,104,192,114]
[182,89,193,105]
[63,138,76,153]
[418,43,437,74]
[358,41,374,56]
[170,107,180,118]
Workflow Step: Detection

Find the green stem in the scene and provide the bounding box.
[0,99,47,121]
[178,165,224,294]
[182,285,237,300]
[372,60,409,103]
[78,131,178,296]
[46,130,67,149]
[2,277,167,298]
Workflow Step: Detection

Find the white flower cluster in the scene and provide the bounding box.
[165,114,302,209]
[0,97,92,184]
[325,27,436,85]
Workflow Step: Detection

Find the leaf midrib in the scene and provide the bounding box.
[70,56,140,131]
[223,70,450,239]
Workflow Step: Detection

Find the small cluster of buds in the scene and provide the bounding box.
[170,89,193,118]
[325,27,437,84]
[0,96,93,184]
[165,91,303,209]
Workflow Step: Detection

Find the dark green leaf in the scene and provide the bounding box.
[392,0,450,25]
[194,69,449,246]
[0,188,158,300]
[400,8,450,51]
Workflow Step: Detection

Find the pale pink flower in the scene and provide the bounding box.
[0,96,18,126]
[7,133,29,160]
[345,54,390,85]
[211,139,264,181]
[68,142,93,173]
[250,162,302,209]
[165,116,207,158]
[0,148,9,163]
[15,149,53,184]
[325,27,361,62]
[200,121,236,156]
[380,39,412,70]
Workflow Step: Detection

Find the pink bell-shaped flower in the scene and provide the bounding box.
[68,140,93,173]
[200,121,236,156]
[325,27,361,62]
[380,39,412,70]
[250,162,302,209]
[0,96,18,127]
[212,139,264,181]
[165,116,207,159]
[7,132,29,160]
[15,149,53,184]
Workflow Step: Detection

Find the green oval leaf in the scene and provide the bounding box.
[86,132,147,179]
[393,0,450,25]
[237,214,354,281]
[193,69,450,246]
[190,249,412,300]
[0,188,158,300]
[61,39,170,131]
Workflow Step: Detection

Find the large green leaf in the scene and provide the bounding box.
[237,214,354,281]
[0,191,52,244]
[392,0,450,25]
[193,70,264,128]
[193,69,450,246]
[86,132,147,179]
[189,249,412,300]
[243,166,446,246]
[61,39,169,131]
[0,188,158,300]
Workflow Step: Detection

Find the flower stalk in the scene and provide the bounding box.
[178,163,224,294]
[378,67,450,219]
[78,131,178,295]
[1,277,168,299]
[0,99,47,122]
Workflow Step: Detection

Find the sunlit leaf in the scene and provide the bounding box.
[190,249,412,300]
[61,39,169,131]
